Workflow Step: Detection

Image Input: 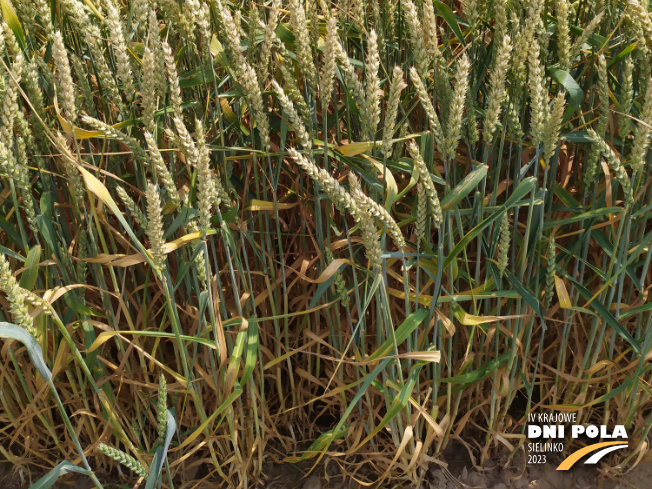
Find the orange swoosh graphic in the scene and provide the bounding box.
[557,441,628,470]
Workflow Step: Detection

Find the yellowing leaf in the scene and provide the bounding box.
[79,167,128,221]
[78,166,115,206]
[319,258,350,283]
[86,330,187,386]
[394,351,441,362]
[364,155,399,208]
[82,230,216,267]
[456,311,502,326]
[71,124,105,139]
[0,0,24,48]
[81,0,103,19]
[586,360,617,375]
[220,98,237,124]
[554,275,572,308]
[451,303,524,326]
[435,308,456,336]
[210,35,223,57]
[81,253,128,265]
[51,340,70,377]
[55,95,127,139]
[54,97,104,139]
[77,166,157,272]
[294,258,352,284]
[210,35,230,68]
[128,44,143,65]
[335,141,375,156]
[246,199,298,211]
[41,284,87,306]
[88,330,216,353]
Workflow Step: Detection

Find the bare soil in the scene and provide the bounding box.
[2,454,652,488]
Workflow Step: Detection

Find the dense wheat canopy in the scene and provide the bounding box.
[0,0,651,486]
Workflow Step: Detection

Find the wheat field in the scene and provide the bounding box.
[0,0,651,486]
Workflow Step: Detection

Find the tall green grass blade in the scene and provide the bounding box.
[566,276,641,355]
[145,410,177,489]
[29,462,91,489]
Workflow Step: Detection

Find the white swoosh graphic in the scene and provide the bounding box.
[584,444,628,464]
